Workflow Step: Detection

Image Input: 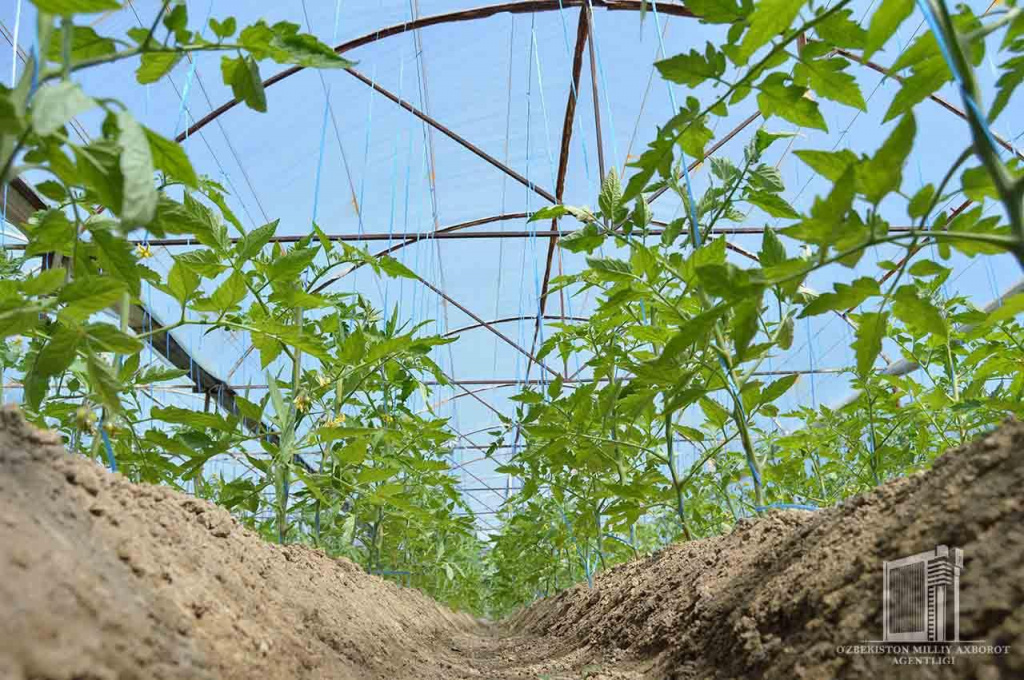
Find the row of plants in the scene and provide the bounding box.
[1,0,1023,618]
[0,1,489,612]
[482,0,1024,615]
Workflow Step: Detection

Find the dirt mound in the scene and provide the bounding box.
[0,406,482,680]
[513,420,1024,679]
[1,405,1022,679]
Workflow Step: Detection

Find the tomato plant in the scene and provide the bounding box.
[2,0,1023,618]
[486,0,1024,608]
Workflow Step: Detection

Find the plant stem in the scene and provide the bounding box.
[664,410,693,540]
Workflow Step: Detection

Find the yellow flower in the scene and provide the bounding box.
[293,394,310,412]
[135,243,153,259]
[329,413,347,427]
[316,374,330,388]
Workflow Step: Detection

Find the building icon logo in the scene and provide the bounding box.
[882,545,963,643]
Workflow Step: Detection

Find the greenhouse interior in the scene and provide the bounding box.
[1,0,1024,677]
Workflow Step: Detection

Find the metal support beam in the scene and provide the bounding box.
[529,8,589,380]
[345,68,558,204]
[445,314,589,337]
[3,222,924,250]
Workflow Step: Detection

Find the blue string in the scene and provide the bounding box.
[914,0,1001,155]
[650,0,700,245]
[805,317,818,407]
[356,64,378,237]
[383,45,407,317]
[493,15,517,374]
[754,502,818,512]
[174,0,215,138]
[585,1,621,170]
[99,426,118,472]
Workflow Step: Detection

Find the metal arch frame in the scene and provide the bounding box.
[177,1,696,144]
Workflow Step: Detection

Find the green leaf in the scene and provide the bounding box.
[883,58,949,122]
[853,311,888,377]
[268,246,317,283]
[181,194,229,251]
[735,0,806,65]
[153,406,234,432]
[892,287,946,338]
[236,220,278,261]
[699,397,730,429]
[793,57,866,111]
[25,210,76,257]
[562,223,605,253]
[655,43,726,87]
[859,114,915,204]
[759,228,786,268]
[598,169,626,223]
[991,55,1024,121]
[194,270,248,312]
[731,298,759,358]
[756,74,828,131]
[777,315,794,350]
[907,260,948,278]
[84,323,143,354]
[793,148,858,182]
[33,0,120,14]
[268,31,353,69]
[683,0,747,23]
[660,306,729,359]
[814,8,867,49]
[760,373,798,406]
[136,52,182,84]
[585,256,633,282]
[748,164,785,193]
[137,365,188,384]
[378,255,416,280]
[86,353,123,412]
[210,17,238,39]
[58,275,126,322]
[144,127,198,187]
[92,229,141,296]
[801,277,880,317]
[960,166,998,202]
[34,323,81,378]
[864,0,914,60]
[166,260,202,306]
[528,205,569,222]
[220,55,267,113]
[908,183,936,220]
[745,190,799,219]
[44,25,116,62]
[162,3,188,34]
[356,467,397,484]
[22,268,66,296]
[984,293,1024,325]
[31,81,96,136]
[117,111,157,225]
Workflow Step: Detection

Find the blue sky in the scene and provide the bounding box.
[1,0,1021,528]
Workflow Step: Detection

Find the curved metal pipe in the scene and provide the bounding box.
[176,1,695,143]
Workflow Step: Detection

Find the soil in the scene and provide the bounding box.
[1,405,1022,680]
